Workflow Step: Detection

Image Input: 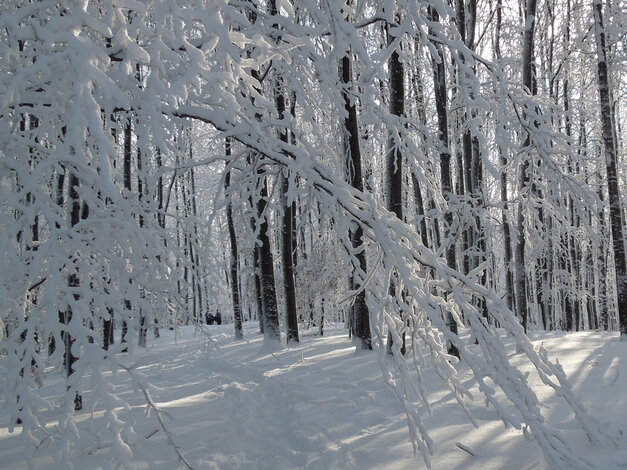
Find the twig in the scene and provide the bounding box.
[119,364,193,470]
[455,442,474,456]
[80,428,160,457]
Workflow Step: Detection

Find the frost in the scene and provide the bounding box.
[0,0,623,468]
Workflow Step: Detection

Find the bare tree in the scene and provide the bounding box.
[515,0,538,333]
[225,139,244,340]
[428,5,459,358]
[593,0,627,336]
[340,38,372,350]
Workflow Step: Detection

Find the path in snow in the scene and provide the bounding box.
[1,323,627,469]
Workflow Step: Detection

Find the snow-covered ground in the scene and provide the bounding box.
[1,323,626,469]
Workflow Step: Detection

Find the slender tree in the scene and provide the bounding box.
[593,0,627,336]
[386,16,406,355]
[340,39,372,351]
[256,169,281,343]
[270,0,299,344]
[66,172,83,410]
[225,139,244,340]
[428,5,459,358]
[494,0,515,312]
[516,0,538,333]
[121,117,132,348]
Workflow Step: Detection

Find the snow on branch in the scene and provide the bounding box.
[166,87,616,470]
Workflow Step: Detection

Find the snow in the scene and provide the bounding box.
[2,323,626,469]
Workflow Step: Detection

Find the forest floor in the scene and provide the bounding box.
[1,322,626,469]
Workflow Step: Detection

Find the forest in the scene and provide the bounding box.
[0,0,626,468]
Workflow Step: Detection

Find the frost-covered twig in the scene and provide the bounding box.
[170,93,614,470]
[118,363,193,470]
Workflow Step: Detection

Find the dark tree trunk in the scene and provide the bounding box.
[188,155,203,325]
[429,6,459,358]
[386,50,404,222]
[122,117,132,348]
[67,172,82,410]
[340,51,372,351]
[593,0,627,336]
[153,147,165,338]
[253,244,264,334]
[256,174,281,343]
[385,20,406,355]
[456,0,472,277]
[597,176,609,329]
[499,134,515,311]
[225,139,244,340]
[269,0,299,344]
[516,0,538,334]
[50,167,66,356]
[245,4,270,336]
[281,171,299,344]
[457,0,487,321]
[103,305,113,351]
[137,146,147,347]
[409,45,431,250]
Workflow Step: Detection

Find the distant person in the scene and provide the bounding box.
[215,310,222,325]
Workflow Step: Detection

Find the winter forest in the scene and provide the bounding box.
[1,0,626,468]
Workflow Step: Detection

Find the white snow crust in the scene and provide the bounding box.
[1,323,625,469]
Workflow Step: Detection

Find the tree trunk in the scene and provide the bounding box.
[597,175,609,329]
[50,167,66,356]
[593,0,627,336]
[225,139,244,340]
[67,172,82,410]
[281,170,299,344]
[455,0,472,277]
[516,0,538,334]
[409,46,434,253]
[253,244,265,333]
[122,117,132,348]
[188,144,203,326]
[340,51,372,351]
[137,145,147,347]
[270,0,299,344]
[385,18,406,355]
[151,146,167,338]
[256,173,281,343]
[429,6,459,358]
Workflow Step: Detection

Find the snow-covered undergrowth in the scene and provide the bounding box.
[1,323,626,469]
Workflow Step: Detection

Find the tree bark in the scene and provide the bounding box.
[496,8,515,315]
[429,6,459,358]
[253,243,265,333]
[225,139,244,340]
[122,117,132,348]
[67,172,82,410]
[270,0,299,344]
[50,167,66,356]
[516,0,538,333]
[256,173,281,343]
[593,0,627,336]
[340,51,372,351]
[137,145,147,347]
[385,19,406,355]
